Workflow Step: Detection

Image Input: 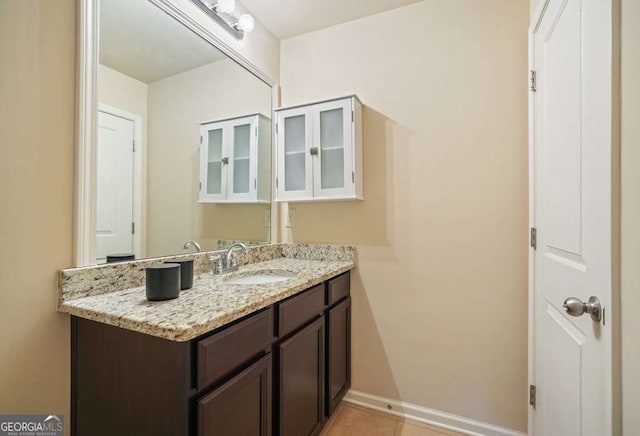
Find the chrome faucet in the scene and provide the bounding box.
[210,242,248,275]
[183,240,202,252]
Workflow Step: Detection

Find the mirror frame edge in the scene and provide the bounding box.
[74,0,280,267]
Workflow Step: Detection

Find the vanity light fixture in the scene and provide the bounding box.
[191,0,255,40]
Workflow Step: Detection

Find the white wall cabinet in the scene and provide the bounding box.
[275,96,363,202]
[199,113,271,203]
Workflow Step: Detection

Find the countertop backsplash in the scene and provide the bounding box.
[58,243,354,306]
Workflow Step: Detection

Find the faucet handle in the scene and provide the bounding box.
[208,254,223,274]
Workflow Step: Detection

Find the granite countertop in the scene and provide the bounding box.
[58,257,353,342]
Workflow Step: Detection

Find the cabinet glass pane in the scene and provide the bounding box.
[285,153,305,191]
[233,159,250,193]
[232,124,251,194]
[284,115,305,153]
[208,129,223,161]
[206,128,224,194]
[207,162,222,194]
[320,108,344,189]
[284,115,306,191]
[234,124,251,159]
[321,149,344,190]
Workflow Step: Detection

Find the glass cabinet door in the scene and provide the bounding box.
[200,123,227,202]
[313,99,353,199]
[277,107,313,200]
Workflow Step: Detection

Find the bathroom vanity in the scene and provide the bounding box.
[58,245,353,436]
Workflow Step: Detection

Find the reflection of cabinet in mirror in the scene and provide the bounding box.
[275,95,363,202]
[200,113,271,203]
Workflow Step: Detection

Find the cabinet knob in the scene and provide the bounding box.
[310,147,319,156]
[221,157,229,165]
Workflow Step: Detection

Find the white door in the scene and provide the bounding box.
[530,0,614,435]
[96,111,134,263]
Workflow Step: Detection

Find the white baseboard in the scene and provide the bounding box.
[343,390,527,436]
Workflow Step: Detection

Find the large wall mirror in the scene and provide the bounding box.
[76,0,276,266]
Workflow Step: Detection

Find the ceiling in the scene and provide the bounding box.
[241,0,424,39]
[100,0,227,84]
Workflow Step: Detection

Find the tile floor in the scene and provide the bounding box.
[321,403,468,436]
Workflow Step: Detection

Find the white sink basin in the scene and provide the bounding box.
[226,272,294,285]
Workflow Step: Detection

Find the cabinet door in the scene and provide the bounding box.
[200,122,228,202]
[326,297,351,416]
[312,98,354,200]
[276,107,313,201]
[277,317,325,436]
[198,353,272,436]
[228,115,258,202]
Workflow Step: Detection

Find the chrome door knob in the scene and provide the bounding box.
[562,296,602,322]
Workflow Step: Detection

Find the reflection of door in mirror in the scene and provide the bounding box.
[96,111,136,263]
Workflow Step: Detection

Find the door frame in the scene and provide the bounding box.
[97,103,144,260]
[527,0,622,434]
[527,4,543,434]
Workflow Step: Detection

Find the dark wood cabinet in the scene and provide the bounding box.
[276,317,325,436]
[72,316,191,436]
[71,272,351,436]
[198,354,272,436]
[326,297,351,416]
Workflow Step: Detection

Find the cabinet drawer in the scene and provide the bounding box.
[278,285,324,337]
[326,272,350,306]
[197,308,273,390]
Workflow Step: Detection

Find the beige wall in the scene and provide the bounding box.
[146,58,272,256]
[280,0,529,431]
[0,0,75,432]
[621,0,640,433]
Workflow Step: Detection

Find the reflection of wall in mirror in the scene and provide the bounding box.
[98,58,271,258]
[147,58,271,257]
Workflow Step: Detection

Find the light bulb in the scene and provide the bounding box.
[236,14,255,32]
[215,0,235,14]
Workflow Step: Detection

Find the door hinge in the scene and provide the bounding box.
[351,110,354,122]
[529,70,537,92]
[352,171,355,183]
[275,123,278,134]
[200,135,203,145]
[132,222,135,235]
[529,385,536,408]
[530,227,537,249]
[132,140,136,152]
[199,181,202,192]
[255,126,258,137]
[254,179,257,189]
[275,177,278,188]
